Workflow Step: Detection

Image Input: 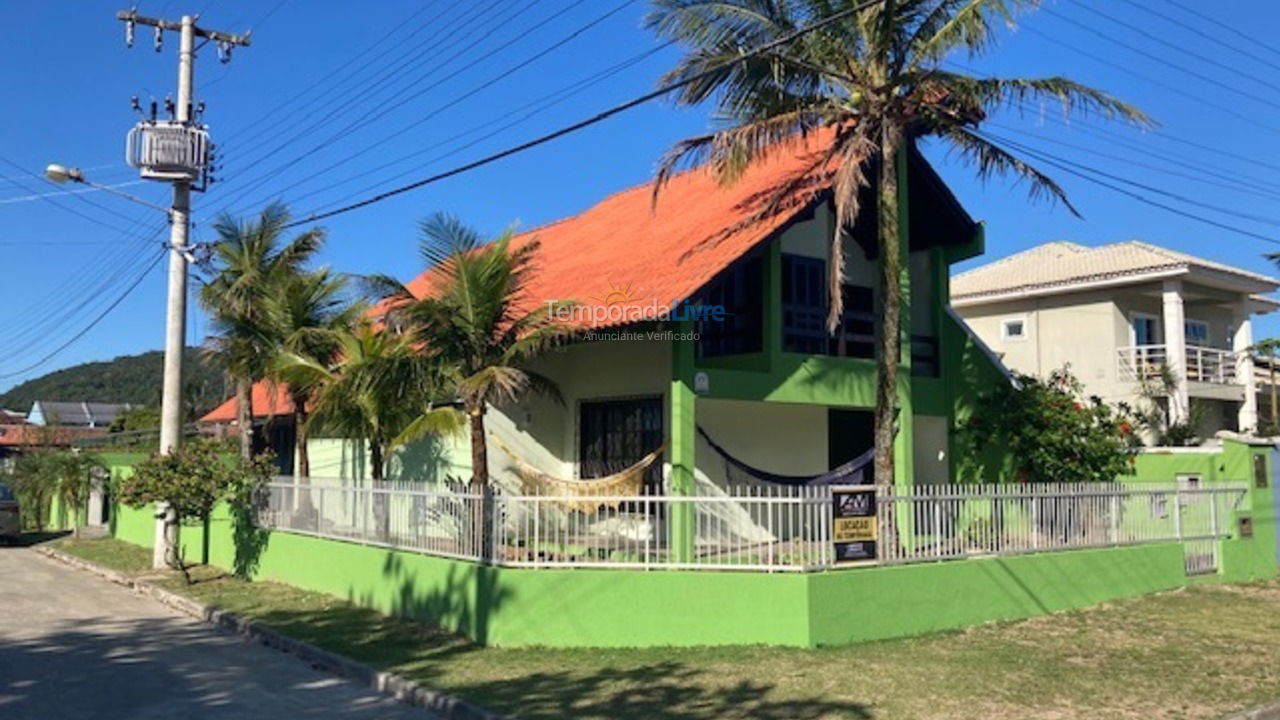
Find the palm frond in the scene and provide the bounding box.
[940,125,1079,216]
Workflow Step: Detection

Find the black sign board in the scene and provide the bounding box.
[832,486,877,563]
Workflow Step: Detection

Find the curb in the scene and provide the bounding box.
[34,545,512,720]
[1223,701,1280,720]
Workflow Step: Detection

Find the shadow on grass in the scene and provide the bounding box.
[446,662,875,720]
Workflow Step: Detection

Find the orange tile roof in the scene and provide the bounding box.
[202,134,840,421]
[199,383,294,424]
[405,133,838,328]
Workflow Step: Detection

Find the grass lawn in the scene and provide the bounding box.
[54,537,1280,720]
[51,536,153,574]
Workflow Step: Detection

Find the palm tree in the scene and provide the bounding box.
[275,319,462,482]
[266,268,360,480]
[1250,338,1280,434]
[200,203,324,460]
[648,0,1149,490]
[386,213,575,490]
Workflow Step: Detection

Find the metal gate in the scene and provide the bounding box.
[1179,481,1246,575]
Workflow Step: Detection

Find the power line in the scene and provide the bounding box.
[216,0,595,215]
[1154,0,1280,64]
[1017,24,1280,138]
[1068,0,1280,97]
[214,2,444,149]
[215,0,505,171]
[984,121,1280,204]
[279,0,889,229]
[949,58,1280,177]
[1111,0,1280,75]
[289,41,675,215]
[1041,5,1280,114]
[0,248,167,381]
[972,129,1280,245]
[223,0,638,219]
[0,180,148,205]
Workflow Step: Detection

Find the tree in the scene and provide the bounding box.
[384,213,575,490]
[200,203,324,460]
[1250,338,1280,435]
[116,440,273,583]
[109,406,161,433]
[265,268,359,480]
[961,367,1136,484]
[6,450,101,532]
[275,319,462,482]
[647,0,1149,492]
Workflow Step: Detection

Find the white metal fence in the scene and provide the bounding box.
[255,478,1248,573]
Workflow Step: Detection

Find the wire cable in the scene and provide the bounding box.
[222,0,638,218]
[971,129,1280,245]
[278,0,889,229]
[0,248,167,380]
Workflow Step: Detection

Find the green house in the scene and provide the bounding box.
[204,139,1011,491]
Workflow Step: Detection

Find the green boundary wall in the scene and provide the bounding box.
[101,440,1277,649]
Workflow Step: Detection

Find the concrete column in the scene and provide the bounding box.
[669,321,697,564]
[1162,280,1190,425]
[1235,298,1258,433]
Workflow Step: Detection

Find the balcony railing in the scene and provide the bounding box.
[1117,344,1238,384]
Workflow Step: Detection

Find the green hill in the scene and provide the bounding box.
[0,350,230,418]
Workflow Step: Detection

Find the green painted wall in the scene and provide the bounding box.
[808,543,1187,646]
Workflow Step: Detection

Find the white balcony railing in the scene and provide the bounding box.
[1117,344,1238,385]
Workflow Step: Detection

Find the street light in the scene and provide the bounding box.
[44,163,175,217]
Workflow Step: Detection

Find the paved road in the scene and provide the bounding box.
[0,546,442,720]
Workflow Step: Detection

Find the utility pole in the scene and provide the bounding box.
[116,9,250,569]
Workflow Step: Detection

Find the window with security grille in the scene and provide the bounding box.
[579,397,664,494]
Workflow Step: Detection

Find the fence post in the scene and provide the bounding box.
[1110,492,1119,546]
[1031,494,1038,551]
[1173,487,1183,542]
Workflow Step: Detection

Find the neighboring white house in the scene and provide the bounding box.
[951,241,1280,437]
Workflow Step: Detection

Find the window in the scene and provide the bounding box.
[1000,318,1027,341]
[781,254,827,353]
[579,397,664,494]
[696,255,764,358]
[1131,313,1160,346]
[1184,320,1209,347]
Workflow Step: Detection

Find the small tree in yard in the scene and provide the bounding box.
[117,440,273,583]
[961,367,1136,485]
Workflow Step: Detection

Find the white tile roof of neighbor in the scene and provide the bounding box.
[952,241,1279,302]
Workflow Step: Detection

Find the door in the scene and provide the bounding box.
[827,409,874,471]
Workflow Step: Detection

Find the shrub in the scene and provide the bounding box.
[961,366,1136,484]
[116,440,272,582]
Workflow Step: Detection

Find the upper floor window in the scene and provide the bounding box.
[1185,320,1209,347]
[1001,317,1027,341]
[696,254,764,358]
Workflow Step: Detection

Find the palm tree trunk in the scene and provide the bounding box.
[469,406,488,488]
[873,132,904,492]
[873,131,905,559]
[467,404,490,560]
[370,432,389,541]
[236,378,253,460]
[292,391,313,516]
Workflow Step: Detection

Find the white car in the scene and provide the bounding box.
[0,483,18,543]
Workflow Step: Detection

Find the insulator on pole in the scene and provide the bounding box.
[125,19,135,47]
[153,25,163,52]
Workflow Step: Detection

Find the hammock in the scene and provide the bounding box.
[490,434,668,512]
[697,426,872,487]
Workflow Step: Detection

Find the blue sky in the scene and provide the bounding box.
[2,0,1280,394]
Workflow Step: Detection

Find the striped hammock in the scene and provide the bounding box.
[490,434,668,512]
